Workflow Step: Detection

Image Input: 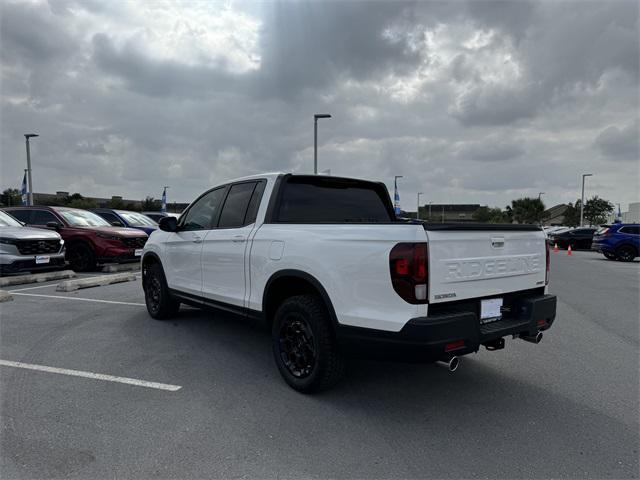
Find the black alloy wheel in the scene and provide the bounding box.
[143,262,180,319]
[278,314,317,379]
[616,245,637,262]
[272,294,344,393]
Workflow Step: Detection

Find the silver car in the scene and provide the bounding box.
[0,210,66,275]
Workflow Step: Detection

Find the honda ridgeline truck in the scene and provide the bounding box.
[142,173,556,392]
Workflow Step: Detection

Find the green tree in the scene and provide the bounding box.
[510,197,546,224]
[583,196,614,226]
[141,196,158,211]
[562,201,581,227]
[64,193,97,209]
[1,188,22,206]
[473,207,510,223]
[108,197,125,209]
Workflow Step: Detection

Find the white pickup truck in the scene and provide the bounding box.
[142,173,556,392]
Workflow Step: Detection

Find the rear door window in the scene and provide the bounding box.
[620,226,640,235]
[218,182,258,228]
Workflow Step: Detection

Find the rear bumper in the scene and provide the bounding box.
[590,241,612,253]
[337,294,557,362]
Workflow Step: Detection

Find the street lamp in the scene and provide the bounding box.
[417,192,423,220]
[580,173,593,227]
[313,114,332,174]
[538,192,545,201]
[24,133,39,206]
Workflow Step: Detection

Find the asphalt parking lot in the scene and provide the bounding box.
[1,252,638,479]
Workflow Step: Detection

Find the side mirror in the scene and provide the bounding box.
[111,221,124,227]
[158,216,178,232]
[46,221,62,230]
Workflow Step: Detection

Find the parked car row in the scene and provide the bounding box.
[546,224,639,262]
[0,207,172,274]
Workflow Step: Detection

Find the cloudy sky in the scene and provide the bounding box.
[1,0,638,211]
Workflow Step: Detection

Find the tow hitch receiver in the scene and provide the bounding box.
[483,338,505,351]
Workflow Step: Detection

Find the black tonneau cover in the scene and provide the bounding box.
[420,222,542,231]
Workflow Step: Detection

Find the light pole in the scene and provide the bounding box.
[428,202,432,221]
[24,133,39,206]
[417,192,423,220]
[441,206,445,223]
[580,173,593,226]
[313,114,331,174]
[538,192,545,201]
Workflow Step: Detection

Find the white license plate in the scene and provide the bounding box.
[35,255,50,264]
[480,297,503,324]
[134,249,143,257]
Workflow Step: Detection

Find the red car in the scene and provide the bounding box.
[3,206,148,271]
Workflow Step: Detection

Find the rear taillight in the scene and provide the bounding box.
[545,242,550,285]
[390,243,428,304]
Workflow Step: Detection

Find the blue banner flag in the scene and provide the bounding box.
[20,172,27,205]
[161,187,167,213]
[393,178,401,216]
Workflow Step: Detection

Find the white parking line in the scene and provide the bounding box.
[11,292,145,306]
[0,360,182,391]
[10,283,60,292]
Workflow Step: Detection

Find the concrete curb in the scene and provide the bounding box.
[56,273,138,292]
[102,263,141,273]
[0,290,13,302]
[0,270,76,288]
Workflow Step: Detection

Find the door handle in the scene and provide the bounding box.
[192,235,203,244]
[233,235,246,243]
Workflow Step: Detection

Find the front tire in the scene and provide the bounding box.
[67,243,96,272]
[272,294,344,393]
[143,262,180,319]
[615,245,637,262]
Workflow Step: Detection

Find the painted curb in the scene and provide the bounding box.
[102,263,141,273]
[0,270,76,288]
[56,273,137,292]
[0,290,14,303]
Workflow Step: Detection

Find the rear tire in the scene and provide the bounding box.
[615,245,637,262]
[603,251,617,260]
[272,294,344,393]
[67,243,96,272]
[143,262,180,319]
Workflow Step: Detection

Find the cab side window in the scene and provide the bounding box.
[7,210,31,223]
[31,210,59,225]
[98,212,123,226]
[180,187,227,231]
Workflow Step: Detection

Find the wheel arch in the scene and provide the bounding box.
[262,269,339,332]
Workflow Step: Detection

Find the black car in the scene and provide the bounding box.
[549,227,597,250]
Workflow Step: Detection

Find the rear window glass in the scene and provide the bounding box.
[276,177,393,223]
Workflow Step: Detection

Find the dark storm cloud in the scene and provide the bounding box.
[0,1,75,64]
[1,0,638,209]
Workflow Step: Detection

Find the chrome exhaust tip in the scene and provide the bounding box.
[437,356,460,372]
[520,331,543,344]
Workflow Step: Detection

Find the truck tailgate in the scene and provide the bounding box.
[425,225,547,303]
